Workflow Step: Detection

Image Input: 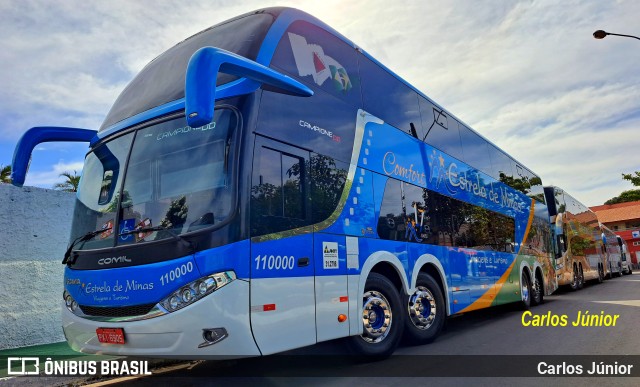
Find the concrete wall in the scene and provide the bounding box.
[0,184,75,350]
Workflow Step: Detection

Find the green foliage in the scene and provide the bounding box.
[622,171,640,187]
[0,164,11,184]
[53,171,81,192]
[604,189,640,205]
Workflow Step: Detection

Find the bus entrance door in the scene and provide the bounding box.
[249,137,316,355]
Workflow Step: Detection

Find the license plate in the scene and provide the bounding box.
[96,328,126,344]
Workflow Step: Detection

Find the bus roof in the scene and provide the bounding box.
[99,7,540,180]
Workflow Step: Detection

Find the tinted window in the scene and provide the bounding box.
[251,141,310,237]
[310,154,348,223]
[271,20,360,107]
[489,146,513,181]
[377,179,515,252]
[101,13,274,130]
[459,124,492,174]
[377,179,405,241]
[419,97,463,159]
[359,54,421,133]
[256,89,358,164]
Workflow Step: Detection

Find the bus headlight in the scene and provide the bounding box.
[63,290,79,312]
[160,271,236,313]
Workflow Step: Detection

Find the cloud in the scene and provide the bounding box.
[1,0,639,206]
[25,160,85,188]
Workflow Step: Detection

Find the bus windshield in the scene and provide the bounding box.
[70,108,239,250]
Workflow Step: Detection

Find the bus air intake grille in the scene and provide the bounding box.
[79,303,156,317]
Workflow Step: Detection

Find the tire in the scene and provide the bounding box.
[520,271,532,310]
[403,272,445,345]
[531,271,544,306]
[570,264,579,291]
[597,264,604,284]
[347,272,404,359]
[577,264,584,289]
[629,266,633,275]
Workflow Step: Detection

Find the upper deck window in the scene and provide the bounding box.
[100,13,274,131]
[359,54,421,134]
[271,20,361,107]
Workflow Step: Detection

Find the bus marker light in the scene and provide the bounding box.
[338,314,347,323]
[339,296,348,303]
[263,304,276,312]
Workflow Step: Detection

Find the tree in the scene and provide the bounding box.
[0,164,11,184]
[54,171,81,192]
[622,171,640,187]
[604,189,640,205]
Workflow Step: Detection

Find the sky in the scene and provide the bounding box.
[0,0,639,206]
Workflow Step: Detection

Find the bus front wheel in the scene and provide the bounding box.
[403,272,445,345]
[347,272,404,359]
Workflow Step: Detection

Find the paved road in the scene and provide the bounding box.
[5,273,640,386]
[92,272,640,386]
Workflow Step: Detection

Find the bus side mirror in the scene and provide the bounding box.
[185,46,313,128]
[12,127,97,187]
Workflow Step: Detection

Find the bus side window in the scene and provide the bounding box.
[459,124,492,176]
[251,143,311,237]
[310,154,348,224]
[419,97,463,160]
[270,20,361,108]
[376,179,405,242]
[359,53,421,134]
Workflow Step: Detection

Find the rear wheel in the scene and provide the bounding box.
[577,264,584,289]
[597,264,604,283]
[531,271,544,306]
[347,272,404,359]
[570,264,579,291]
[403,273,445,345]
[520,271,531,310]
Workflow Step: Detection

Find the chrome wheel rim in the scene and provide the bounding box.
[521,277,529,302]
[408,286,436,330]
[361,290,392,343]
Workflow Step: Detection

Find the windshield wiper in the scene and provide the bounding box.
[62,227,112,264]
[120,225,194,251]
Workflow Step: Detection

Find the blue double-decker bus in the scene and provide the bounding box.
[12,7,557,358]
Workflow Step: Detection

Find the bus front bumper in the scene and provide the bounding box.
[62,279,260,359]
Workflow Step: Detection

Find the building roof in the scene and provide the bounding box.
[590,200,640,212]
[590,201,640,223]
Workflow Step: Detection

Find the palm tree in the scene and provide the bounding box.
[1,164,11,184]
[54,171,81,192]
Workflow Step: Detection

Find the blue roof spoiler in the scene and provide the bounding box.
[185,46,313,128]
[11,127,96,187]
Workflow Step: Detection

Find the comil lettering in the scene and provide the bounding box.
[98,256,131,265]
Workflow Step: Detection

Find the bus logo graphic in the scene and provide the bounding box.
[288,32,352,93]
[7,357,39,375]
[322,242,339,269]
